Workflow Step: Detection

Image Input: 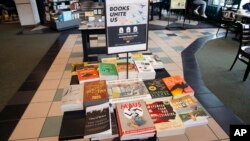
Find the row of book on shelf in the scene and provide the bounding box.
[60,52,209,140]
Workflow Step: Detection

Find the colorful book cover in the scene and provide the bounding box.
[143,79,172,99]
[106,78,151,104]
[99,63,118,76]
[116,100,155,137]
[170,95,209,128]
[71,62,85,75]
[101,57,117,66]
[84,80,108,106]
[84,102,111,138]
[162,75,194,98]
[131,52,144,61]
[116,63,137,73]
[146,100,185,137]
[76,67,99,84]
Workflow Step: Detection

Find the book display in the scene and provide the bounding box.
[45,0,81,30]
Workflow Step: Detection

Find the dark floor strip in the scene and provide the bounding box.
[0,28,80,141]
[182,33,245,135]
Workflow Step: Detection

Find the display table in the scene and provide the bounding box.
[58,68,170,140]
[78,22,106,62]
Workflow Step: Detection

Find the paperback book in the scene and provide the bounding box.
[84,80,109,107]
[106,78,152,104]
[76,67,99,84]
[134,60,156,80]
[84,102,112,139]
[61,84,84,112]
[146,100,185,137]
[162,75,194,98]
[170,95,209,128]
[143,79,172,100]
[99,63,118,81]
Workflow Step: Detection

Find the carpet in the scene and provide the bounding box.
[0,23,60,112]
[195,37,250,124]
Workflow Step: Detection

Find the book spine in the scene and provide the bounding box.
[115,108,124,137]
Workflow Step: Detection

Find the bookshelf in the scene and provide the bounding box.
[45,0,81,30]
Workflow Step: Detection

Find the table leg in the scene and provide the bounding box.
[81,31,89,62]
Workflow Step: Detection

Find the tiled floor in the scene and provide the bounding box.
[0,19,234,140]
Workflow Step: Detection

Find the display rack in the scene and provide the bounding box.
[45,0,81,30]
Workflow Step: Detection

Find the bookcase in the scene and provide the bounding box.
[45,0,81,31]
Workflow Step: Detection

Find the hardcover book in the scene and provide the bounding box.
[106,78,151,104]
[76,67,99,84]
[116,100,156,140]
[146,100,185,137]
[83,80,108,107]
[143,79,172,100]
[170,95,209,128]
[162,75,194,98]
[84,102,112,139]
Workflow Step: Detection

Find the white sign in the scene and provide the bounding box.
[170,0,186,9]
[105,0,148,54]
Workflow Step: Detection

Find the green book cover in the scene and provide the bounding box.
[99,63,118,76]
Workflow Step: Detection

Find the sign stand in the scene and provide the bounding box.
[166,0,187,30]
[105,0,149,79]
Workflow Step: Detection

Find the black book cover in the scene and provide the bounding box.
[143,79,172,99]
[84,103,110,137]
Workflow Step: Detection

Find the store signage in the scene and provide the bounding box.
[105,0,148,54]
[170,0,186,9]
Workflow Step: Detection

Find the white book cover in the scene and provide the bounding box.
[61,84,84,112]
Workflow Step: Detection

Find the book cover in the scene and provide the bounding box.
[106,78,151,104]
[84,80,108,106]
[76,67,99,84]
[61,85,83,112]
[71,62,85,75]
[101,57,117,66]
[131,52,144,61]
[146,100,185,137]
[116,100,155,138]
[143,79,172,99]
[162,75,194,98]
[84,102,111,138]
[170,95,209,128]
[99,63,118,76]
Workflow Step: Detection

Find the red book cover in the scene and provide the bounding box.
[76,67,99,84]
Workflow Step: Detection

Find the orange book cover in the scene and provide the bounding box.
[76,67,99,83]
[162,75,194,98]
[84,80,108,103]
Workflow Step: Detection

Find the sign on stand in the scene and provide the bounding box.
[105,0,149,54]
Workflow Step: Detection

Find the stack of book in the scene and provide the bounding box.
[134,60,156,80]
[143,54,164,69]
[84,102,112,140]
[116,62,138,79]
[170,95,209,128]
[99,63,118,81]
[106,78,151,104]
[61,84,84,112]
[116,100,156,140]
[76,67,99,84]
[83,80,109,107]
[162,75,194,98]
[146,99,185,137]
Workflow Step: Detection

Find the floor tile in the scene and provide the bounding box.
[185,125,218,141]
[8,91,35,105]
[31,90,56,103]
[159,134,189,141]
[208,118,229,140]
[160,57,174,64]
[0,120,19,141]
[44,71,64,80]
[48,102,63,117]
[70,52,83,58]
[62,70,72,79]
[148,47,163,53]
[53,89,64,102]
[9,118,45,140]
[40,116,63,137]
[38,136,58,141]
[49,64,66,72]
[14,138,38,141]
[58,79,71,89]
[38,79,60,90]
[22,102,51,119]
[0,104,28,121]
